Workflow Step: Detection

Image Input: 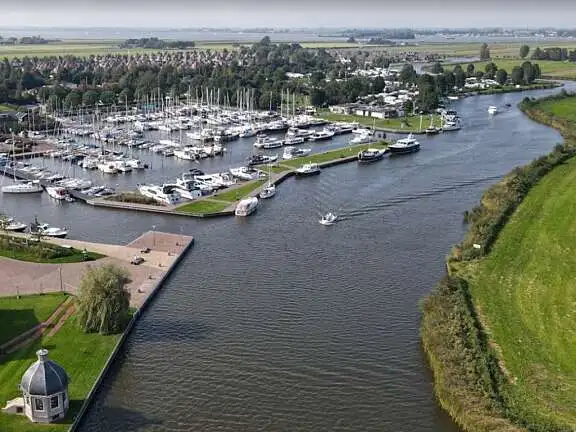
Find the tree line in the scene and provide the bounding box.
[119,37,196,50]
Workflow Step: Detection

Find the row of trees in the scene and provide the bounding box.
[119,38,196,50]
[519,44,576,61]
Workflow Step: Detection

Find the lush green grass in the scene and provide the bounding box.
[280,142,387,168]
[212,179,266,202]
[176,198,231,214]
[459,156,576,427]
[533,95,576,121]
[0,315,121,432]
[105,192,162,206]
[447,59,576,79]
[0,236,104,263]
[317,110,440,132]
[0,294,68,346]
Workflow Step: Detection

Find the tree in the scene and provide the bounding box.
[522,61,536,84]
[533,63,541,80]
[416,74,439,112]
[479,43,491,60]
[403,99,413,116]
[99,90,116,105]
[310,87,327,107]
[76,264,131,335]
[466,63,475,77]
[82,90,99,106]
[430,62,444,74]
[531,47,543,60]
[63,91,81,109]
[511,66,524,85]
[453,66,466,89]
[399,64,416,85]
[495,69,508,85]
[484,62,498,79]
[520,45,530,59]
[372,76,386,93]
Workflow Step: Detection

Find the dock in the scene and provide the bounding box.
[0,230,194,308]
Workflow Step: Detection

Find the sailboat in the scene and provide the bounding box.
[259,163,276,199]
[1,132,43,194]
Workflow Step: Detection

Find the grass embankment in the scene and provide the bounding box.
[280,141,387,168]
[317,110,441,132]
[177,179,266,214]
[0,315,120,432]
[456,82,559,96]
[0,235,103,263]
[421,92,576,432]
[0,293,68,346]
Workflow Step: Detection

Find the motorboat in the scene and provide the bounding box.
[230,166,264,181]
[319,212,338,226]
[358,148,386,163]
[350,132,373,145]
[174,148,198,161]
[97,162,118,174]
[283,146,312,160]
[283,136,305,146]
[247,154,278,166]
[46,186,69,200]
[259,183,276,199]
[442,120,462,131]
[352,127,374,135]
[295,163,321,177]
[113,160,132,173]
[254,135,283,149]
[137,184,181,205]
[287,127,315,139]
[235,197,259,217]
[31,223,68,238]
[166,180,202,201]
[309,129,335,142]
[388,134,421,155]
[3,218,27,232]
[425,126,441,135]
[1,180,43,194]
[488,105,498,115]
[125,159,146,169]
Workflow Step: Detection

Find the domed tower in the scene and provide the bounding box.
[20,349,69,423]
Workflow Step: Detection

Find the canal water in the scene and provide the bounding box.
[3,84,572,431]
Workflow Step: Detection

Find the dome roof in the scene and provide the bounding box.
[20,349,69,396]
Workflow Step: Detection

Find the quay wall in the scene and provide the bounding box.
[67,235,195,432]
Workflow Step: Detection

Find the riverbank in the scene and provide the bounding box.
[421,92,576,431]
[0,231,194,432]
[316,110,440,134]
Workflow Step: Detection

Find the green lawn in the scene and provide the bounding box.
[461,156,576,428]
[280,142,387,168]
[532,95,576,121]
[0,294,68,346]
[317,110,441,132]
[176,199,231,215]
[0,315,121,432]
[0,236,104,264]
[447,59,576,79]
[212,179,266,202]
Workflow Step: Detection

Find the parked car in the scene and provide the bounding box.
[131,256,144,265]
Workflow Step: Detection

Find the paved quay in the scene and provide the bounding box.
[0,231,193,308]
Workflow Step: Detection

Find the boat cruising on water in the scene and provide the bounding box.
[295,163,321,177]
[235,197,259,217]
[137,184,181,205]
[46,186,69,200]
[1,180,43,194]
[282,146,312,160]
[488,105,498,115]
[358,148,386,163]
[247,154,278,166]
[388,134,421,155]
[319,212,338,226]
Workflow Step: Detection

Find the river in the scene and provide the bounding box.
[3,84,573,431]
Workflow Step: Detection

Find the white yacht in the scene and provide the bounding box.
[230,166,264,181]
[295,163,321,177]
[32,223,68,238]
[97,162,118,174]
[46,186,68,200]
[137,184,181,205]
[259,183,276,199]
[254,135,283,149]
[442,120,462,131]
[488,105,498,115]
[319,212,338,226]
[283,146,312,160]
[358,148,386,163]
[350,132,373,145]
[126,159,145,170]
[113,160,132,173]
[174,148,198,160]
[166,180,202,201]
[2,180,43,194]
[389,134,421,155]
[235,197,259,217]
[283,136,305,146]
[3,218,27,232]
[309,129,335,142]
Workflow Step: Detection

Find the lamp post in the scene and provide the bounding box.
[152,225,156,249]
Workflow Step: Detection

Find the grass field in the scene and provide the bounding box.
[0,315,120,432]
[531,95,576,120]
[0,237,104,264]
[317,110,441,132]
[280,141,387,168]
[445,59,576,79]
[0,293,68,346]
[458,155,576,427]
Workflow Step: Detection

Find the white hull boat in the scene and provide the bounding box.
[46,186,68,200]
[1,181,43,194]
[319,212,338,226]
[235,197,259,216]
[259,183,276,199]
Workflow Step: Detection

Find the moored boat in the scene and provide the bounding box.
[295,163,321,177]
[358,148,386,163]
[235,197,259,216]
[388,134,421,155]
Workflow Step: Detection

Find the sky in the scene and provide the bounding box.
[0,0,574,29]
